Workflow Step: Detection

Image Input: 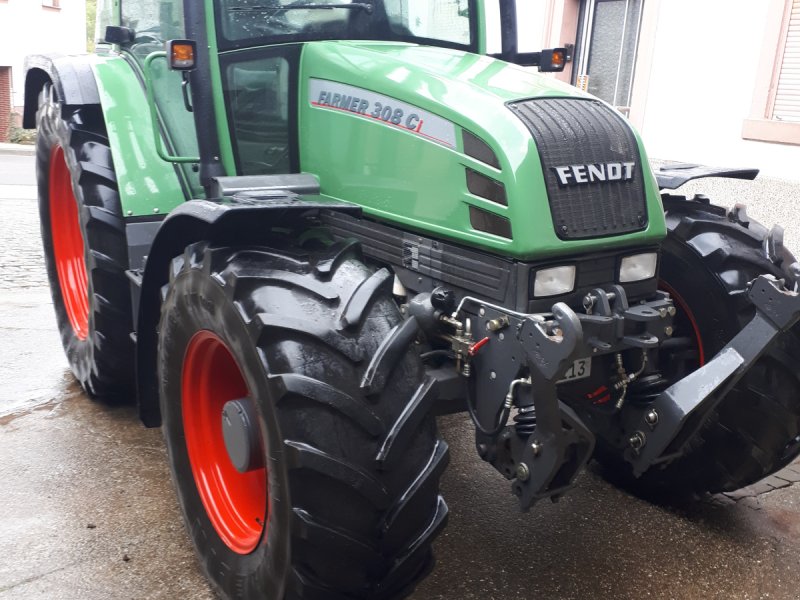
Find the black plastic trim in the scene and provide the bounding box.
[509,97,647,240]
[323,211,660,316]
[655,163,759,190]
[23,54,101,128]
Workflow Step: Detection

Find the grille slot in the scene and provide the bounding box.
[463,130,501,169]
[466,169,507,206]
[510,98,647,240]
[469,206,512,239]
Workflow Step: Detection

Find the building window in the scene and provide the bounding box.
[42,0,61,8]
[743,0,800,145]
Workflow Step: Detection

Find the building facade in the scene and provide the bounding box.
[0,0,86,141]
[524,0,799,179]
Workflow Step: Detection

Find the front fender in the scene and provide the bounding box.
[135,194,361,427]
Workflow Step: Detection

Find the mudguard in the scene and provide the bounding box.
[23,54,101,128]
[134,192,361,427]
[655,162,759,190]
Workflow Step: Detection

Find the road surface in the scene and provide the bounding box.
[3,149,800,599]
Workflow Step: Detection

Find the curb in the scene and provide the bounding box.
[0,144,36,156]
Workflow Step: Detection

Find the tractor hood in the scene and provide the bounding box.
[298,41,666,260]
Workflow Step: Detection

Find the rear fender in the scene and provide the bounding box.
[23,54,101,128]
[25,52,189,218]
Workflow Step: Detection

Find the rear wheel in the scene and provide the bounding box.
[602,197,800,494]
[158,241,448,599]
[36,86,134,399]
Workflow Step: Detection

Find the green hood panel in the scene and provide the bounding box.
[298,41,666,261]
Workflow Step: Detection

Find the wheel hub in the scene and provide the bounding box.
[222,398,264,473]
[181,330,268,555]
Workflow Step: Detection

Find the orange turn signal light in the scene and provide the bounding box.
[166,39,197,71]
[538,47,569,73]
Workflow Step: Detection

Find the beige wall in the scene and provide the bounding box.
[0,0,87,110]
[632,0,799,179]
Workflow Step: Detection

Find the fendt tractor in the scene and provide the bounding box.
[23,0,800,597]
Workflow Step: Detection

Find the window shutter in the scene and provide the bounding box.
[773,0,800,122]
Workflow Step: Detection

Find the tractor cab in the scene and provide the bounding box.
[97,0,566,197]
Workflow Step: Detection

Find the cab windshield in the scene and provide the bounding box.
[215,0,475,51]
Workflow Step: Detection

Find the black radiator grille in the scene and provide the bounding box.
[509,98,647,240]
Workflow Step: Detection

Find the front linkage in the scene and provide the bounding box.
[412,274,800,511]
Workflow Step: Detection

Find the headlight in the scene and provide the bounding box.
[534,265,576,297]
[619,252,658,283]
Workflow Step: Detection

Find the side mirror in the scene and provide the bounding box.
[104,26,134,45]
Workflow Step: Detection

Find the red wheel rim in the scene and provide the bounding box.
[660,280,706,366]
[49,145,89,340]
[182,331,268,554]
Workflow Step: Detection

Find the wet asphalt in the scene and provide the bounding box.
[3,150,800,600]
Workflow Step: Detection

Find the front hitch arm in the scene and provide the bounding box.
[622,275,800,476]
[448,287,672,511]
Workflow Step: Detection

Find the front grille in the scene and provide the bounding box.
[510,98,647,240]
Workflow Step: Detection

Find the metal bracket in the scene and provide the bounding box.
[455,286,675,510]
[622,275,800,476]
[518,302,582,380]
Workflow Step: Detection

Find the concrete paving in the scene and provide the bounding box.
[0,143,35,157]
[3,150,800,600]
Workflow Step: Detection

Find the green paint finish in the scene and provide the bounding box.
[298,42,666,261]
[91,55,187,216]
[473,0,488,55]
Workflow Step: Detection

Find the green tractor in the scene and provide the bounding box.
[24,0,800,597]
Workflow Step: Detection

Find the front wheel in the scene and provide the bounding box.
[158,241,449,599]
[601,197,800,495]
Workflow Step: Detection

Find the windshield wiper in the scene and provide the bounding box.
[229,3,373,14]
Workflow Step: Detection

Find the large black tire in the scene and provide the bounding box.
[604,196,800,495]
[158,241,449,599]
[36,85,134,399]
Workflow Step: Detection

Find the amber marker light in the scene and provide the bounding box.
[167,39,197,71]
[537,48,569,73]
[550,49,566,69]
